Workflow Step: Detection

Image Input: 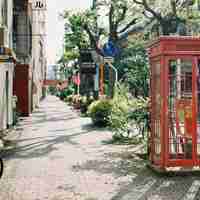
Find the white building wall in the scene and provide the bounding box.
[7,63,14,126]
[0,63,14,130]
[0,64,7,130]
[7,0,13,48]
[0,0,15,131]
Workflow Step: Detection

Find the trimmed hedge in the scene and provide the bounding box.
[88,99,113,127]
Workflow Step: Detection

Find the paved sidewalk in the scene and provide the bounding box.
[0,96,200,200]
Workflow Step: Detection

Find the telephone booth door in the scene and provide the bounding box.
[166,57,197,166]
[150,60,163,166]
[197,58,200,165]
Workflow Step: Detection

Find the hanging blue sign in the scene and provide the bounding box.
[103,39,120,57]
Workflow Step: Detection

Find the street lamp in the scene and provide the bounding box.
[104,57,118,84]
[103,57,118,97]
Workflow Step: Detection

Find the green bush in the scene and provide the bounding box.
[128,97,149,138]
[109,84,149,141]
[65,95,74,104]
[109,84,130,138]
[88,99,113,127]
[48,86,57,95]
[72,95,81,109]
[59,86,75,100]
[80,96,94,114]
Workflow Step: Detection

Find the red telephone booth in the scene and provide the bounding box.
[148,36,200,171]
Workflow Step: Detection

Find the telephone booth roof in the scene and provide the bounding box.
[148,36,200,59]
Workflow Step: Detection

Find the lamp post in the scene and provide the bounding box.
[109,63,118,84]
[104,57,118,98]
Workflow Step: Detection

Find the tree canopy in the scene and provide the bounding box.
[58,0,200,98]
[62,0,147,54]
[133,0,200,35]
[62,0,200,55]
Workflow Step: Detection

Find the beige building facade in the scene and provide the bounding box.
[13,0,47,116]
[31,0,47,108]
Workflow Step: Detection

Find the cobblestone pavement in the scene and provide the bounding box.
[1,96,200,200]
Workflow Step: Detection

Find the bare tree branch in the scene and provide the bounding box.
[118,18,138,34]
[143,11,153,19]
[170,0,177,15]
[133,0,163,21]
[132,0,144,5]
[83,24,97,47]
[118,18,155,40]
[109,4,114,33]
[176,0,181,4]
[83,23,103,55]
[115,5,127,27]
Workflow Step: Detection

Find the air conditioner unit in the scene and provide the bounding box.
[0,27,8,47]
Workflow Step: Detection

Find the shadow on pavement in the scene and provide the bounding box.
[1,130,94,160]
[70,144,199,200]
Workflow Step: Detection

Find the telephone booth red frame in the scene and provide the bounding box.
[148,36,200,171]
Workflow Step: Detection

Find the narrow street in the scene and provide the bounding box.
[0,96,200,200]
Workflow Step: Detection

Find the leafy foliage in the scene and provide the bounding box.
[128,97,150,139]
[115,38,149,97]
[62,0,146,55]
[80,96,94,114]
[65,95,74,104]
[109,84,130,138]
[59,0,200,148]
[72,95,82,109]
[88,99,113,127]
[133,0,200,36]
[63,11,92,50]
[48,86,57,95]
[59,85,75,100]
[109,84,149,142]
[62,8,103,54]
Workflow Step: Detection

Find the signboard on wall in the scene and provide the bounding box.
[32,0,47,10]
[80,63,96,74]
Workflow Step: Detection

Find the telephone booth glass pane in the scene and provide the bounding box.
[168,59,193,160]
[151,62,161,161]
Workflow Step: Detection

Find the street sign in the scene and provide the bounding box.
[103,39,120,57]
[103,57,114,64]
